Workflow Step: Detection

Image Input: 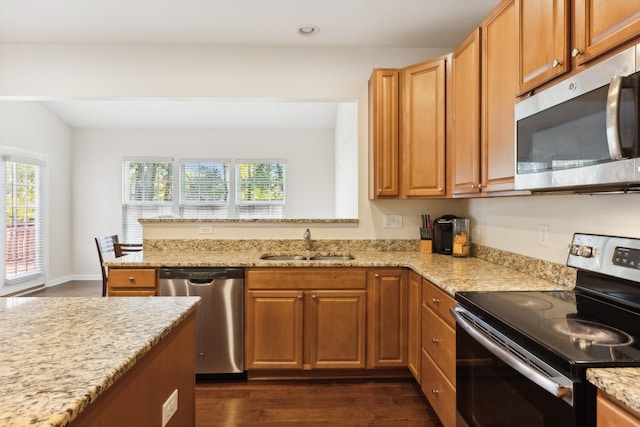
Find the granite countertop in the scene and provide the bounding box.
[107,250,573,296]
[0,296,200,427]
[587,368,640,418]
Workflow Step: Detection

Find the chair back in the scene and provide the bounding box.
[95,235,119,297]
[114,242,143,257]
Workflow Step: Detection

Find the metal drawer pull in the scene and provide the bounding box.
[431,389,440,395]
[431,338,440,343]
[432,298,440,304]
[128,277,134,281]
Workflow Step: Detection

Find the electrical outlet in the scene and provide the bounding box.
[538,224,549,247]
[162,389,178,427]
[198,226,213,235]
[383,215,403,229]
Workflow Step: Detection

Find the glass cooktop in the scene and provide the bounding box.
[455,290,640,375]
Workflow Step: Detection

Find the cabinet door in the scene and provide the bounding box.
[597,390,640,427]
[307,290,367,369]
[369,69,400,199]
[482,0,518,192]
[401,57,447,197]
[246,290,303,369]
[451,28,482,195]
[517,0,570,94]
[407,271,422,381]
[368,269,408,367]
[573,0,640,65]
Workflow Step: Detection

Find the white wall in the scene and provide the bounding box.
[1,44,454,279]
[334,102,358,218]
[468,194,640,264]
[72,127,336,276]
[0,101,72,292]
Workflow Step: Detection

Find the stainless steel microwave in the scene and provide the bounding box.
[514,44,640,193]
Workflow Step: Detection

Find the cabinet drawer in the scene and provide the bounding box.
[109,268,157,289]
[422,302,456,385]
[421,348,456,427]
[422,280,456,327]
[246,268,367,290]
[108,289,156,297]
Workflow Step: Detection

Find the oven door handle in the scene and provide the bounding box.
[452,306,573,403]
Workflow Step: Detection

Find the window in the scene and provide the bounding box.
[236,161,285,218]
[122,159,173,242]
[3,156,43,287]
[180,160,230,218]
[123,158,286,235]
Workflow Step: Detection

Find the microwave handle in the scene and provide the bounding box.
[605,76,624,160]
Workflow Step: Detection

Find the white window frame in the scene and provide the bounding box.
[235,159,286,219]
[179,159,231,219]
[122,157,174,243]
[0,150,46,293]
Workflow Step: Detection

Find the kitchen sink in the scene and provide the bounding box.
[259,254,354,261]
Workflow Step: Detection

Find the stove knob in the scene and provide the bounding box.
[578,246,594,257]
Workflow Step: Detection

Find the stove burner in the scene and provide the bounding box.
[492,294,553,310]
[541,318,633,349]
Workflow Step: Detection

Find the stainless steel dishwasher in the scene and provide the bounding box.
[159,267,244,375]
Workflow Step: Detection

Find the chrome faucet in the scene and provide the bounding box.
[303,228,311,251]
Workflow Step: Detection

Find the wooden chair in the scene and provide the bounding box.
[95,235,118,297]
[114,242,143,257]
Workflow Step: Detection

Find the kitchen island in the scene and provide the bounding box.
[0,296,200,427]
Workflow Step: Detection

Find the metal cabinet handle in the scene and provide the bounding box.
[571,48,583,58]
[437,187,443,193]
[374,274,380,278]
[552,59,562,68]
[431,338,440,343]
[312,294,317,299]
[432,298,440,304]
[128,277,134,282]
[431,389,440,395]
[297,294,303,300]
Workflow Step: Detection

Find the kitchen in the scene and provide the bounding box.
[2,0,640,426]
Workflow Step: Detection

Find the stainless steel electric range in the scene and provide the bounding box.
[453,233,640,427]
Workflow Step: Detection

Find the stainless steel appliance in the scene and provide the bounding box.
[433,215,458,255]
[159,267,244,375]
[514,43,640,193]
[453,233,640,426]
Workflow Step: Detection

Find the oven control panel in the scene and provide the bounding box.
[568,233,640,282]
[612,247,640,269]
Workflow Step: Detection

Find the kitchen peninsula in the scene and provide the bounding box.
[0,296,200,427]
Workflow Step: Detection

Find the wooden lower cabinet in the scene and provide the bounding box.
[245,268,367,371]
[597,390,640,427]
[422,348,456,427]
[421,278,457,427]
[407,271,422,381]
[368,269,408,368]
[108,268,158,296]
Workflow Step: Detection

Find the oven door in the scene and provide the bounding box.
[453,306,585,427]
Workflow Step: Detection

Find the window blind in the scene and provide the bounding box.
[4,159,44,286]
[236,161,285,218]
[179,160,230,218]
[122,159,173,242]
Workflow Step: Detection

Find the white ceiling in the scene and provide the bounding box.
[0,0,501,128]
[0,0,501,48]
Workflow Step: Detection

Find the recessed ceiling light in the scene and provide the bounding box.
[298,25,319,35]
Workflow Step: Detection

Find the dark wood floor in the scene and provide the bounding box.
[196,379,442,427]
[25,281,443,426]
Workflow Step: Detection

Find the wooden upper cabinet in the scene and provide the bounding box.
[482,0,518,192]
[369,69,400,199]
[517,0,570,94]
[400,56,447,198]
[573,0,640,65]
[451,28,482,195]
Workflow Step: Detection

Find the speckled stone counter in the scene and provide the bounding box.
[0,296,200,427]
[107,249,575,296]
[587,368,640,417]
